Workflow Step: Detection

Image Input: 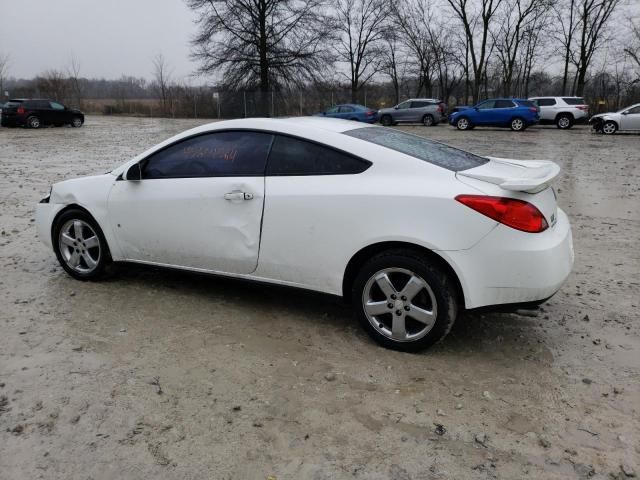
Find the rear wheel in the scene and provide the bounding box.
[456,117,471,130]
[380,115,393,127]
[422,114,435,126]
[27,116,41,129]
[556,114,573,129]
[602,121,617,135]
[53,209,111,281]
[353,249,458,352]
[510,117,526,131]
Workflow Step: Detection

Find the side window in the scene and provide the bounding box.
[339,106,354,113]
[50,102,65,110]
[396,101,410,110]
[495,100,515,108]
[626,106,640,114]
[267,135,370,176]
[410,101,429,108]
[537,98,556,106]
[326,106,339,114]
[142,131,273,179]
[476,100,496,109]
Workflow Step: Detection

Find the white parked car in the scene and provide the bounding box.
[528,96,589,129]
[36,118,574,351]
[589,103,640,134]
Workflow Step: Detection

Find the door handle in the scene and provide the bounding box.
[224,191,254,201]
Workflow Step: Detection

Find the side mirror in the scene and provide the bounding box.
[622,111,628,115]
[394,106,399,109]
[125,163,142,181]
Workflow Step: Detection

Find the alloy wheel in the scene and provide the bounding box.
[423,115,434,126]
[457,118,469,130]
[602,122,617,134]
[558,116,571,129]
[29,116,40,128]
[511,118,524,131]
[362,268,437,342]
[58,219,101,274]
[72,117,83,127]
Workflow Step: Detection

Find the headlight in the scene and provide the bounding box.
[40,186,52,204]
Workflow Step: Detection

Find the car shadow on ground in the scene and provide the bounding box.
[88,262,549,359]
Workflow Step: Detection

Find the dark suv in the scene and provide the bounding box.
[1,99,84,128]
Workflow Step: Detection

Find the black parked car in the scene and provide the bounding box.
[0,98,84,128]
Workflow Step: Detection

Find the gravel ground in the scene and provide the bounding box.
[0,116,638,480]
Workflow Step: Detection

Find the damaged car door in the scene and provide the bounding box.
[108,130,273,274]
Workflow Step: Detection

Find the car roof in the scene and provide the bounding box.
[336,103,366,108]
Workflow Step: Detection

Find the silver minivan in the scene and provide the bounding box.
[378,98,444,126]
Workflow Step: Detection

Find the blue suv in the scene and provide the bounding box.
[449,98,539,131]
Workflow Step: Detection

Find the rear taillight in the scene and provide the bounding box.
[366,110,376,116]
[455,195,548,233]
[576,105,588,111]
[529,107,538,113]
[17,106,25,114]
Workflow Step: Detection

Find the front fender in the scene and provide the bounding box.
[47,174,122,258]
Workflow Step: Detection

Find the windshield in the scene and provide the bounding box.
[344,127,488,172]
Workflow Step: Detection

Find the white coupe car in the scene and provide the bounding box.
[36,117,574,351]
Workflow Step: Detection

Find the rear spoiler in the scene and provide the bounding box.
[457,157,561,194]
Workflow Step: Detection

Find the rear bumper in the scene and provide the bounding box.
[443,208,574,309]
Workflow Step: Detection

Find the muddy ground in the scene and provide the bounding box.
[0,116,638,480]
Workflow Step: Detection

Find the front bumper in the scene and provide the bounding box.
[443,208,574,309]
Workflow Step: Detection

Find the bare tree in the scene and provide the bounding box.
[152,53,173,116]
[36,69,69,101]
[445,0,503,103]
[492,0,549,96]
[67,54,83,108]
[392,0,437,98]
[574,0,621,95]
[333,0,389,103]
[185,0,331,114]
[0,53,9,100]
[379,32,408,105]
[552,0,579,95]
[624,19,640,79]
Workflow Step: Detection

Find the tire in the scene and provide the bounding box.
[380,115,393,127]
[556,114,573,129]
[52,209,112,281]
[456,117,471,130]
[602,121,617,135]
[510,117,526,131]
[27,116,41,129]
[352,249,459,352]
[71,116,84,128]
[422,114,435,126]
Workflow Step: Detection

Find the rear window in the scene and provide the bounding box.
[562,97,586,105]
[344,127,488,172]
[6,101,23,107]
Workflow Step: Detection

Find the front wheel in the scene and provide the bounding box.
[53,209,112,280]
[456,117,471,130]
[353,249,458,352]
[602,121,617,135]
[71,116,84,128]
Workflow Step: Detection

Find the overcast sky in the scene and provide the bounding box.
[1,0,199,81]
